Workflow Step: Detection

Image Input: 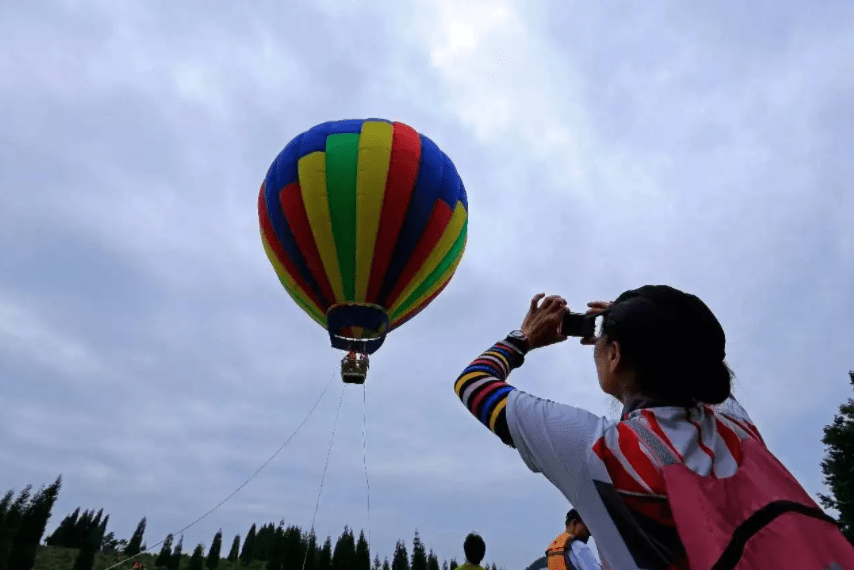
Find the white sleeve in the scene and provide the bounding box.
[506,390,613,503]
[569,542,603,570]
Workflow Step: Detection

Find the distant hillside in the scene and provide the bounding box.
[522,555,546,570]
[33,545,268,570]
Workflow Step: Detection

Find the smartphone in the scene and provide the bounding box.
[561,311,597,338]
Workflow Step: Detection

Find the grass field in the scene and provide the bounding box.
[32,545,267,570]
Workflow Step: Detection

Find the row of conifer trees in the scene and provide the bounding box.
[1,475,506,570]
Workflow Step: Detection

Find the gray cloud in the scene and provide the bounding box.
[1,1,852,568]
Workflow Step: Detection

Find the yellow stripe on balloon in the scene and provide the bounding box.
[298,151,346,303]
[390,232,466,325]
[389,201,467,316]
[260,228,317,313]
[354,121,394,303]
[261,229,326,326]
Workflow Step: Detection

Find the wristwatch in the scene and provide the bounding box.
[506,330,531,354]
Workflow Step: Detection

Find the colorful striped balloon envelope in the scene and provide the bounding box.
[259,119,468,356]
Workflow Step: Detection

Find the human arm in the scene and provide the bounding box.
[453,294,569,446]
[454,338,524,446]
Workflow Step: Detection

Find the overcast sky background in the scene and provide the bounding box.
[1,0,853,568]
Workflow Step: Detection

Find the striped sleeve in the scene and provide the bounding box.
[454,339,525,446]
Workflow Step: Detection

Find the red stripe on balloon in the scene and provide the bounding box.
[258,187,325,312]
[366,122,421,306]
[384,200,452,309]
[280,181,335,311]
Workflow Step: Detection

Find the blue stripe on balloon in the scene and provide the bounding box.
[443,153,467,211]
[263,138,329,309]
[437,153,463,210]
[458,179,468,212]
[267,133,303,190]
[376,134,446,305]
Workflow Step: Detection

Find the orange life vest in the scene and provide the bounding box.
[546,531,577,570]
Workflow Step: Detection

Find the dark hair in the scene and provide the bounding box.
[565,509,582,526]
[463,533,485,564]
[603,286,733,405]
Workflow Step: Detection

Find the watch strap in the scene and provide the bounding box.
[505,330,530,356]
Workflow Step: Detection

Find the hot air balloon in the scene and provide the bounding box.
[259,119,468,383]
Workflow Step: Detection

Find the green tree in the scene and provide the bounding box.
[71,513,104,570]
[189,544,205,570]
[156,534,175,568]
[169,535,185,570]
[90,509,104,537]
[98,514,110,547]
[125,517,147,556]
[449,559,458,570]
[383,558,391,570]
[240,524,257,566]
[317,536,333,570]
[101,531,119,553]
[820,370,854,544]
[227,534,241,562]
[255,523,275,561]
[280,525,304,570]
[332,526,356,570]
[442,561,449,570]
[356,530,371,570]
[0,485,32,570]
[8,476,62,569]
[73,510,94,549]
[206,528,223,569]
[373,554,382,570]
[391,540,409,570]
[427,550,440,570]
[46,505,79,547]
[265,527,284,570]
[303,529,318,570]
[410,530,427,570]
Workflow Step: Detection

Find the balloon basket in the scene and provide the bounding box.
[341,352,369,384]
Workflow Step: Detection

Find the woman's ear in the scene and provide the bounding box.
[608,339,622,374]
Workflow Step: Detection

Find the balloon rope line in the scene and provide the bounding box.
[302,381,346,570]
[362,382,371,554]
[104,367,338,570]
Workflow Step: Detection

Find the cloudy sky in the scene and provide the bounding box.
[1,0,853,567]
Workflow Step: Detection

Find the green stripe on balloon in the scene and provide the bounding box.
[277,272,326,326]
[325,133,360,301]
[391,221,467,320]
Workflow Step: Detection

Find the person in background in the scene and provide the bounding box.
[545,509,601,570]
[455,532,486,570]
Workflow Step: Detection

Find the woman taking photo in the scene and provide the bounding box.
[454,285,854,570]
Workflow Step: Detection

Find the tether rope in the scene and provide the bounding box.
[105,367,338,569]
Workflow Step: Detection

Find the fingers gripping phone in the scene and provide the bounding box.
[561,311,597,338]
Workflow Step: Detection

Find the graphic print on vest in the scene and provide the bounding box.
[626,420,854,570]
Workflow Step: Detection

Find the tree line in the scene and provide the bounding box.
[0,474,505,570]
